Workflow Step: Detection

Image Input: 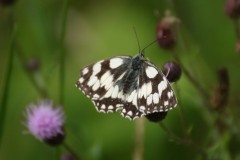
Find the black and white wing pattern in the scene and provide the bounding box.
[76,56,132,113]
[137,60,177,115]
[76,55,177,120]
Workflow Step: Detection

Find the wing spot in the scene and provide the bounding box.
[164,101,169,106]
[93,94,100,99]
[139,83,147,98]
[79,77,84,83]
[82,68,89,75]
[158,80,167,95]
[132,93,138,106]
[127,90,136,102]
[109,58,123,69]
[92,61,102,75]
[139,106,145,111]
[87,76,98,87]
[101,104,106,109]
[108,105,114,110]
[146,82,152,97]
[147,94,153,105]
[127,111,133,116]
[100,71,111,84]
[103,75,114,90]
[92,80,100,91]
[167,91,172,98]
[146,66,158,78]
[104,87,114,98]
[111,86,119,98]
[153,93,159,104]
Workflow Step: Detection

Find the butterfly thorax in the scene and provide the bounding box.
[118,55,143,94]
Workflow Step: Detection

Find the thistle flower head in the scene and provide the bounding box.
[24,100,65,145]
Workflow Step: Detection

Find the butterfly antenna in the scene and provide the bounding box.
[133,26,141,53]
[141,39,158,53]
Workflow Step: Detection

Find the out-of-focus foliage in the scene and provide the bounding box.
[1,0,240,160]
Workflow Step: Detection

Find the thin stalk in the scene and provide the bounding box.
[16,50,48,98]
[175,85,188,137]
[133,118,145,160]
[62,142,80,160]
[0,26,16,147]
[59,0,69,106]
[233,19,240,40]
[159,122,207,159]
[171,50,209,99]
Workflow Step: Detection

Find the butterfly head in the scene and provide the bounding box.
[139,50,145,58]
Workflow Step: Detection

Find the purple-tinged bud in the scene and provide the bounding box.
[211,68,229,111]
[236,40,240,54]
[25,58,40,72]
[145,112,168,122]
[156,11,180,50]
[225,0,240,19]
[61,153,76,160]
[0,0,15,6]
[163,61,182,83]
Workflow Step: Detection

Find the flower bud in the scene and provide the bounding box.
[225,0,240,19]
[156,11,180,50]
[25,58,40,72]
[61,153,76,160]
[145,112,168,122]
[0,0,15,6]
[236,39,240,54]
[44,128,65,146]
[163,61,181,83]
[211,68,229,111]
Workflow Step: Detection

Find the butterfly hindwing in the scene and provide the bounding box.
[137,61,177,114]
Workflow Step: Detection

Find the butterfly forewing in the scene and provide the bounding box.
[76,56,132,113]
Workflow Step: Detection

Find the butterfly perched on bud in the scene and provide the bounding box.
[76,41,177,120]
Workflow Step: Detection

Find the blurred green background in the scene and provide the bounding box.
[1,0,240,159]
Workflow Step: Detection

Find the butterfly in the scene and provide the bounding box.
[76,51,177,120]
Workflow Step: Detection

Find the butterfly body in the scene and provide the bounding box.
[76,53,177,120]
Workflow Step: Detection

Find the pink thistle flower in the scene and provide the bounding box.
[24,100,65,146]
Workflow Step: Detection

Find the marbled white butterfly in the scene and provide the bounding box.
[76,50,177,120]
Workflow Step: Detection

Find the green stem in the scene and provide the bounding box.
[159,122,207,159]
[62,142,80,160]
[233,19,240,40]
[171,50,209,99]
[133,118,145,160]
[16,50,49,98]
[175,85,188,137]
[0,26,16,147]
[59,0,69,106]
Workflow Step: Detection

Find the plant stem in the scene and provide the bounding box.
[171,50,209,99]
[16,49,49,98]
[59,0,69,106]
[233,19,240,40]
[62,142,80,160]
[159,122,207,159]
[133,118,145,160]
[0,25,16,147]
[175,85,188,137]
